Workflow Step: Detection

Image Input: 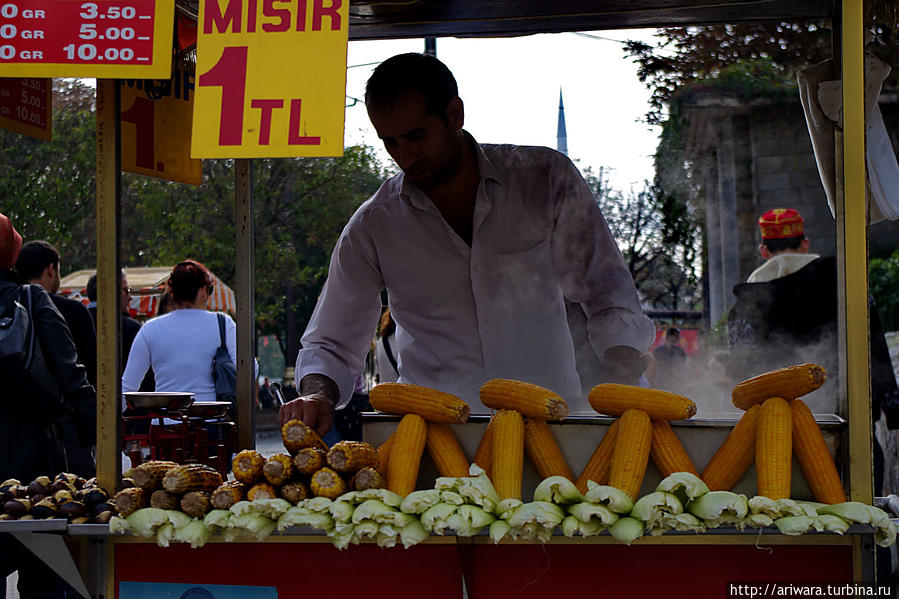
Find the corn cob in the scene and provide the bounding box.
[370,383,470,423]
[232,450,265,484]
[130,461,179,491]
[589,384,696,421]
[575,420,620,493]
[180,491,211,518]
[479,379,569,420]
[387,413,428,497]
[732,363,826,410]
[327,441,379,473]
[211,481,245,510]
[280,481,310,505]
[473,416,496,476]
[246,482,278,501]
[701,404,760,491]
[791,399,846,504]
[756,397,792,500]
[523,417,574,481]
[425,423,470,478]
[281,419,328,454]
[263,454,295,486]
[350,467,386,491]
[162,464,223,494]
[149,489,179,510]
[293,448,327,476]
[491,409,525,501]
[113,487,145,518]
[310,468,347,499]
[377,435,394,477]
[649,420,698,477]
[608,409,653,500]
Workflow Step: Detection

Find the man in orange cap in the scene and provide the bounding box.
[746,208,818,283]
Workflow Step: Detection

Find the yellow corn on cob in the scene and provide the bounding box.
[732,363,826,410]
[292,448,327,476]
[246,482,278,501]
[491,409,524,501]
[211,480,245,510]
[608,409,653,500]
[350,467,386,491]
[113,487,146,518]
[162,464,223,494]
[479,379,569,420]
[756,397,792,500]
[377,435,394,477]
[310,468,347,499]
[575,420,620,493]
[791,399,846,504]
[649,420,698,477]
[589,384,696,421]
[387,414,428,496]
[281,419,328,454]
[370,383,470,423]
[232,450,265,484]
[130,461,179,491]
[523,417,574,481]
[149,489,179,510]
[701,404,760,491]
[263,454,295,486]
[425,423,470,478]
[327,441,379,473]
[473,416,496,477]
[180,491,211,518]
[280,481,310,505]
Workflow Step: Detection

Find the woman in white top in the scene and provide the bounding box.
[122,260,237,402]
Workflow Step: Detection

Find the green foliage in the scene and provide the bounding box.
[869,250,899,332]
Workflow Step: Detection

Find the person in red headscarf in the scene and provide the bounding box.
[746,208,818,283]
[0,212,96,597]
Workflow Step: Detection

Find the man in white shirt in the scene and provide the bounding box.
[280,53,655,435]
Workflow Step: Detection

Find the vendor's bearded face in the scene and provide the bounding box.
[368,90,464,191]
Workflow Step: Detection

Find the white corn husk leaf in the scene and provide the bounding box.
[434,476,459,491]
[508,521,553,543]
[647,512,706,536]
[329,526,355,551]
[448,505,495,536]
[420,503,457,535]
[735,513,775,531]
[376,525,400,548]
[203,509,232,530]
[655,472,710,504]
[496,498,523,520]
[456,465,501,513]
[506,501,566,528]
[795,501,827,518]
[230,513,277,541]
[172,518,213,548]
[352,500,397,524]
[277,506,334,532]
[125,507,169,538]
[748,496,805,519]
[610,516,644,545]
[353,521,379,540]
[355,489,404,508]
[400,520,429,549]
[334,491,359,504]
[630,492,683,525]
[560,514,605,538]
[229,500,253,517]
[687,491,749,528]
[108,516,131,535]
[813,514,851,534]
[329,499,355,523]
[302,497,334,513]
[533,477,584,505]
[400,489,442,515]
[774,515,814,536]
[567,502,619,527]
[440,490,466,506]
[155,522,175,548]
[583,482,634,514]
[489,519,512,544]
[247,498,292,520]
[164,510,191,530]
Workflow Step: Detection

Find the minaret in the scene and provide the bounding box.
[557,88,568,156]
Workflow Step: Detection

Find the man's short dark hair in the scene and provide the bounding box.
[86,273,97,301]
[14,240,59,282]
[666,327,680,338]
[763,235,805,254]
[365,53,459,120]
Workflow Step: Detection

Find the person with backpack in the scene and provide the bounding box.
[0,212,96,597]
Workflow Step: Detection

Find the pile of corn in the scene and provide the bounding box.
[1,473,114,523]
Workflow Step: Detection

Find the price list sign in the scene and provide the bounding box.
[0,0,174,78]
[0,76,50,139]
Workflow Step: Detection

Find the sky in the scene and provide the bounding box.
[344,29,664,194]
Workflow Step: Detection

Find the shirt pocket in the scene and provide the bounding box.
[490,237,559,311]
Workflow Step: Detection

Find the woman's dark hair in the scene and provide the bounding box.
[365,53,458,120]
[763,235,805,254]
[156,290,172,316]
[167,260,213,306]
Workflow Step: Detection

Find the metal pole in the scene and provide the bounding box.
[424,38,436,56]
[95,79,123,492]
[235,158,256,450]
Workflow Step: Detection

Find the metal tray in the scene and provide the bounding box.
[186,401,231,419]
[124,391,194,411]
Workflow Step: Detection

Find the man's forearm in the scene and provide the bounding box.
[299,374,339,406]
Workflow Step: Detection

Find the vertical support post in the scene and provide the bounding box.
[705,153,724,325]
[840,0,873,504]
[716,115,741,316]
[95,79,122,492]
[235,158,256,450]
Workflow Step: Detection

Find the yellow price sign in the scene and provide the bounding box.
[191,0,348,158]
[121,65,203,186]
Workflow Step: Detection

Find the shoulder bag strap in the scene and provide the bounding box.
[382,333,398,372]
[23,285,37,367]
[216,313,227,349]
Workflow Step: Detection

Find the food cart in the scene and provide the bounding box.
[1,0,893,597]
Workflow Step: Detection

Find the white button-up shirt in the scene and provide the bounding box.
[297,139,655,413]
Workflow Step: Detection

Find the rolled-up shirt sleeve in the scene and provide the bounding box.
[295,209,385,408]
[550,157,655,358]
